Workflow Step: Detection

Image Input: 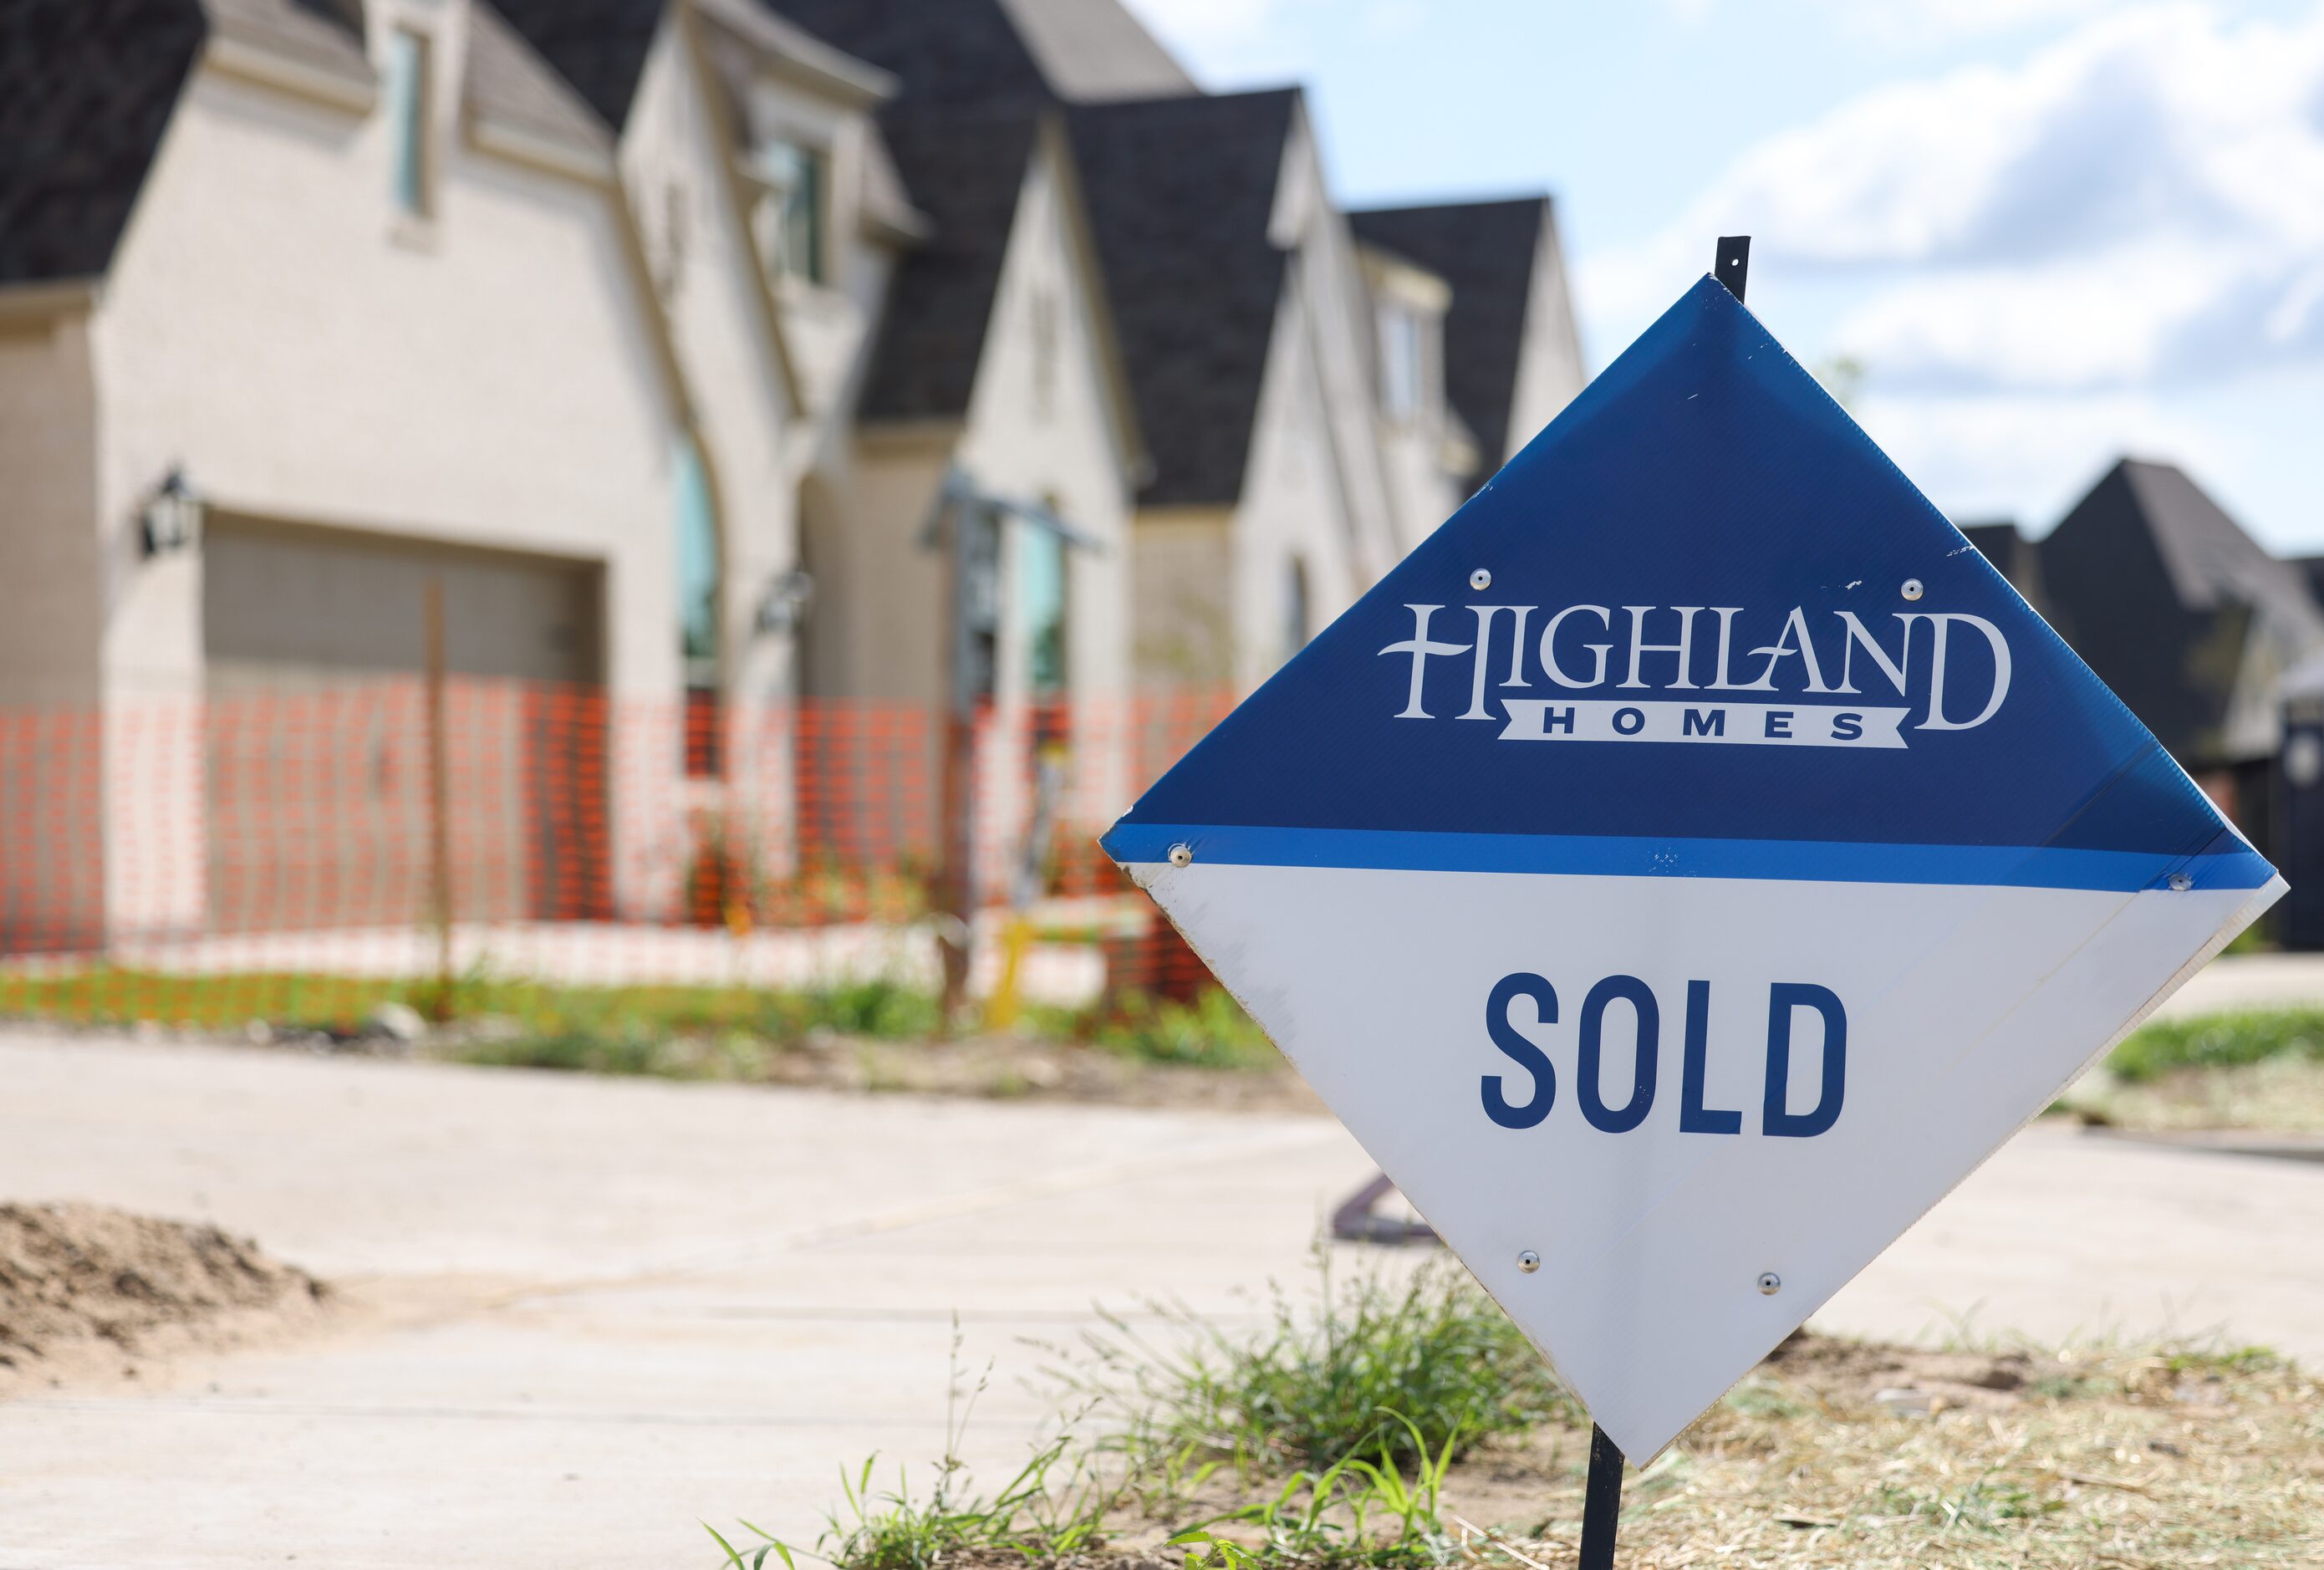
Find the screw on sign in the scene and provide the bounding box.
[1102,240,2281,1567]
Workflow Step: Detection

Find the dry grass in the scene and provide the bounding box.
[1102,1338,2324,1568]
[1415,1335,2324,1570]
[745,1322,2323,1570]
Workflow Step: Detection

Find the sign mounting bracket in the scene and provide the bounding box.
[1715,234,1751,302]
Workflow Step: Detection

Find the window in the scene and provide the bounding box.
[1282,557,1311,665]
[386,28,432,217]
[1378,302,1421,420]
[1018,520,1068,697]
[753,139,827,285]
[675,436,721,776]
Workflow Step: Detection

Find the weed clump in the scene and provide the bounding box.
[1089,989,1277,1070]
[1086,1254,1577,1478]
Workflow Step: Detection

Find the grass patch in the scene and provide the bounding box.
[1086,989,1278,1070]
[711,1331,1126,1570]
[721,1267,2324,1570]
[1077,1254,1577,1479]
[0,967,1285,1078]
[2107,1009,2324,1082]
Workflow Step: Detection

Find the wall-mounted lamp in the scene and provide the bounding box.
[755,568,815,635]
[140,466,205,558]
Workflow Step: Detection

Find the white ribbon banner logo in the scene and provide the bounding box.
[1498,699,1909,748]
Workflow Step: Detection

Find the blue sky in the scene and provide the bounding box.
[1124,0,2324,551]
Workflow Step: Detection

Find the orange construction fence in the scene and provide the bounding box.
[0,681,1236,1015]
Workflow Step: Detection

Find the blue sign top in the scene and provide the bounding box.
[1104,277,2271,893]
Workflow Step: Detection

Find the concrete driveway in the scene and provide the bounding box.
[0,1028,2320,1570]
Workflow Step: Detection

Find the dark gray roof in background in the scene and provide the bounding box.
[2108,460,2324,636]
[852,106,1044,421]
[466,2,615,154]
[2039,459,2324,766]
[770,0,1058,110]
[212,0,370,79]
[1955,520,2048,614]
[2,0,613,290]
[772,0,1191,110]
[1069,89,1298,507]
[988,0,1193,102]
[0,0,212,285]
[1348,197,1544,477]
[487,0,666,129]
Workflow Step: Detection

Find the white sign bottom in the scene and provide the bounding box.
[1124,854,2278,1458]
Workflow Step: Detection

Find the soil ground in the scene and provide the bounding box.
[1058,1333,2321,1570]
[0,1201,331,1398]
[1,1029,2321,1568]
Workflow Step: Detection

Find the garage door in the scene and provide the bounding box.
[203,517,609,932]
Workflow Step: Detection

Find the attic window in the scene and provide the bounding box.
[1378,303,1422,421]
[386,28,433,217]
[752,139,827,286]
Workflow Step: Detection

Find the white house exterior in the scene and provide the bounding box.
[0,0,1585,955]
[0,0,692,944]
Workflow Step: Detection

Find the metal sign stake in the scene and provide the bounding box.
[1577,1424,1623,1569]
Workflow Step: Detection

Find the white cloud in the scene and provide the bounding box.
[1668,0,2140,44]
[1587,3,2324,398]
[1120,0,1290,54]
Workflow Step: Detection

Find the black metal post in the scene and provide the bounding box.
[1715,235,1751,303]
[1577,1423,1624,1569]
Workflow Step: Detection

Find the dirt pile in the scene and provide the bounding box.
[0,1202,329,1394]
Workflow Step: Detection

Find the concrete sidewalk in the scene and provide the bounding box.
[0,1032,2320,1569]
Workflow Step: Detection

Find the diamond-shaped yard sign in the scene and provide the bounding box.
[1102,276,2282,1463]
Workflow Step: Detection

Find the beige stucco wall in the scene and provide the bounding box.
[1130,101,1415,698]
[1502,207,1588,465]
[1268,108,1400,587]
[1129,508,1235,686]
[831,138,1139,867]
[85,13,686,930]
[0,313,103,708]
[0,311,106,950]
[1223,286,1368,693]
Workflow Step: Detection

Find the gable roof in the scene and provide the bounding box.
[1347,197,1547,477]
[2040,458,2324,766]
[852,104,1047,421]
[1068,88,1298,507]
[1955,520,2049,615]
[465,2,616,156]
[0,0,621,292]
[0,0,229,287]
[993,0,1194,102]
[484,0,666,128]
[772,0,1191,110]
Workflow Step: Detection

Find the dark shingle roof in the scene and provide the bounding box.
[1068,89,1297,507]
[466,2,617,154]
[0,0,210,285]
[1955,520,2049,614]
[485,0,666,129]
[1,0,608,290]
[2039,459,2324,767]
[853,105,1045,421]
[1347,197,1546,476]
[771,0,1190,110]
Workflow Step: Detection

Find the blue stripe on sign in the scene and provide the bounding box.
[1098,823,2277,893]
